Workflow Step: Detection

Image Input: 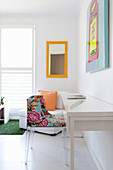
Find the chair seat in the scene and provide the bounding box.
[27,110,66,128]
[19,108,67,134]
[19,109,67,118]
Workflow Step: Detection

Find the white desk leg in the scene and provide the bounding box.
[70,118,74,170]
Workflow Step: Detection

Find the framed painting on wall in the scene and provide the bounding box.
[86,0,109,72]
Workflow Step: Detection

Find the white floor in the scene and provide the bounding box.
[0,132,98,170]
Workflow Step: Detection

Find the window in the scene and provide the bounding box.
[0,27,35,113]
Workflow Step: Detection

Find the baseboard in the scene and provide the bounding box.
[74,131,83,138]
[84,135,103,170]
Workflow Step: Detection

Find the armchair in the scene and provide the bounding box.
[25,95,67,165]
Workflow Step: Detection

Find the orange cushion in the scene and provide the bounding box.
[38,90,57,111]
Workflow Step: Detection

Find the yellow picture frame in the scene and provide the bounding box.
[46,41,68,78]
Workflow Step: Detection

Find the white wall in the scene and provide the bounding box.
[0,15,78,93]
[77,0,113,170]
[0,16,77,91]
[35,16,77,92]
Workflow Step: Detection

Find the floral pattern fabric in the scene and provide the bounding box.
[27,95,66,127]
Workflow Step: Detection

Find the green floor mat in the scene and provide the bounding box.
[0,120,26,135]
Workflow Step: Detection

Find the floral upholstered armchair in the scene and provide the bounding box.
[25,95,67,164]
[27,95,66,127]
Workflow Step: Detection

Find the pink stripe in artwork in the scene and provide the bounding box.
[88,0,99,63]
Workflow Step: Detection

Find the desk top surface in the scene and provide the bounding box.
[60,92,113,117]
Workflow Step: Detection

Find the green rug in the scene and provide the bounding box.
[0,120,26,135]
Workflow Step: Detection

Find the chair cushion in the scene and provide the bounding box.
[38,90,57,111]
[55,92,65,109]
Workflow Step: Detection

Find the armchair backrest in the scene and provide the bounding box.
[27,95,66,128]
[27,95,50,127]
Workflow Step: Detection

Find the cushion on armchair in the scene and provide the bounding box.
[38,90,57,111]
[55,92,65,109]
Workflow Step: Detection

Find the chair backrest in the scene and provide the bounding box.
[27,95,49,127]
[27,95,66,127]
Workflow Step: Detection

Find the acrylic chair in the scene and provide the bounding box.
[25,95,68,165]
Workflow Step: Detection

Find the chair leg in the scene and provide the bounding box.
[62,127,69,167]
[25,128,31,165]
[30,128,34,149]
[62,127,67,149]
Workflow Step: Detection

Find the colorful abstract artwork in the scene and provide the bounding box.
[86,0,109,72]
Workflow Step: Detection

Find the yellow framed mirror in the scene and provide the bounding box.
[46,41,68,78]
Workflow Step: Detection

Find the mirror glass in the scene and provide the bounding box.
[46,41,68,78]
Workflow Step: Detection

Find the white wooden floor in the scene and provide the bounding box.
[0,132,98,170]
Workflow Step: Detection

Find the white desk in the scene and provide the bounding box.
[61,92,113,170]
